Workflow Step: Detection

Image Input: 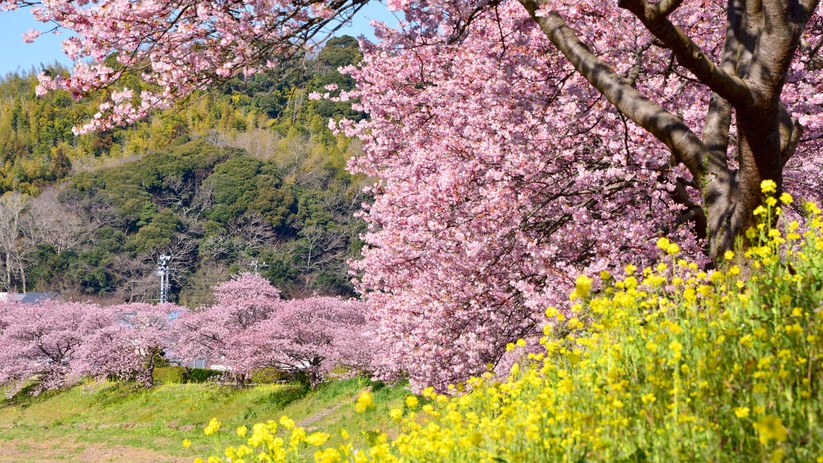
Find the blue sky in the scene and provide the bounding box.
[0,3,398,76]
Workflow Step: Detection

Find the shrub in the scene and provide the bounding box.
[195,187,823,462]
[188,368,224,384]
[151,367,224,384]
[153,367,186,384]
[250,367,287,385]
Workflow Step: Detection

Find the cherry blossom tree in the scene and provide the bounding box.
[7,0,820,247]
[174,273,281,385]
[247,297,370,387]
[0,301,93,395]
[332,1,823,387]
[72,302,184,387]
[0,300,183,392]
[176,275,369,387]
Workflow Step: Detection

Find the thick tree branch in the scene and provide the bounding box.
[519,1,710,185]
[618,0,752,109]
[656,0,684,16]
[779,103,803,166]
[703,94,732,162]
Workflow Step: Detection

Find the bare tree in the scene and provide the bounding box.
[229,128,282,160]
[0,193,30,292]
[296,224,348,274]
[21,187,88,254]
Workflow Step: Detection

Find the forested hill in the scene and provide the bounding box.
[0,36,369,305]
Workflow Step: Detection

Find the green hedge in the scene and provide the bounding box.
[152,367,223,384]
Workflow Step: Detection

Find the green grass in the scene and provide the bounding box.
[0,377,407,462]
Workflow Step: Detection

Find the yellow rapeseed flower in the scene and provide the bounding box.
[279,416,295,429]
[780,192,793,205]
[666,243,681,255]
[182,439,191,448]
[204,417,221,436]
[406,396,419,409]
[761,179,777,194]
[355,392,375,413]
[754,415,787,444]
[389,408,403,421]
[315,448,342,463]
[734,407,750,418]
[305,432,330,447]
[572,274,593,299]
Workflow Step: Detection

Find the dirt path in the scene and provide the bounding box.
[0,436,191,463]
[298,388,369,431]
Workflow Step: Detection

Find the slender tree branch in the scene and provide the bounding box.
[617,0,752,109]
[625,40,654,86]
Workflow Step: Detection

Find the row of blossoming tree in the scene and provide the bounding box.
[0,275,370,396]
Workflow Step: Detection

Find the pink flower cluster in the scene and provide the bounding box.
[2,0,366,133]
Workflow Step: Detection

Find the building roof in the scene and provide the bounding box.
[0,292,64,304]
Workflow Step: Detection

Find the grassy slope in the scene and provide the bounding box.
[0,378,406,462]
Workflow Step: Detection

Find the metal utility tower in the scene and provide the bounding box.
[248,260,268,276]
[156,254,171,303]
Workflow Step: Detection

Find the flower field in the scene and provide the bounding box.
[198,188,823,462]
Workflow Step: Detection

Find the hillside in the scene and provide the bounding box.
[0,36,368,303]
[0,377,404,463]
